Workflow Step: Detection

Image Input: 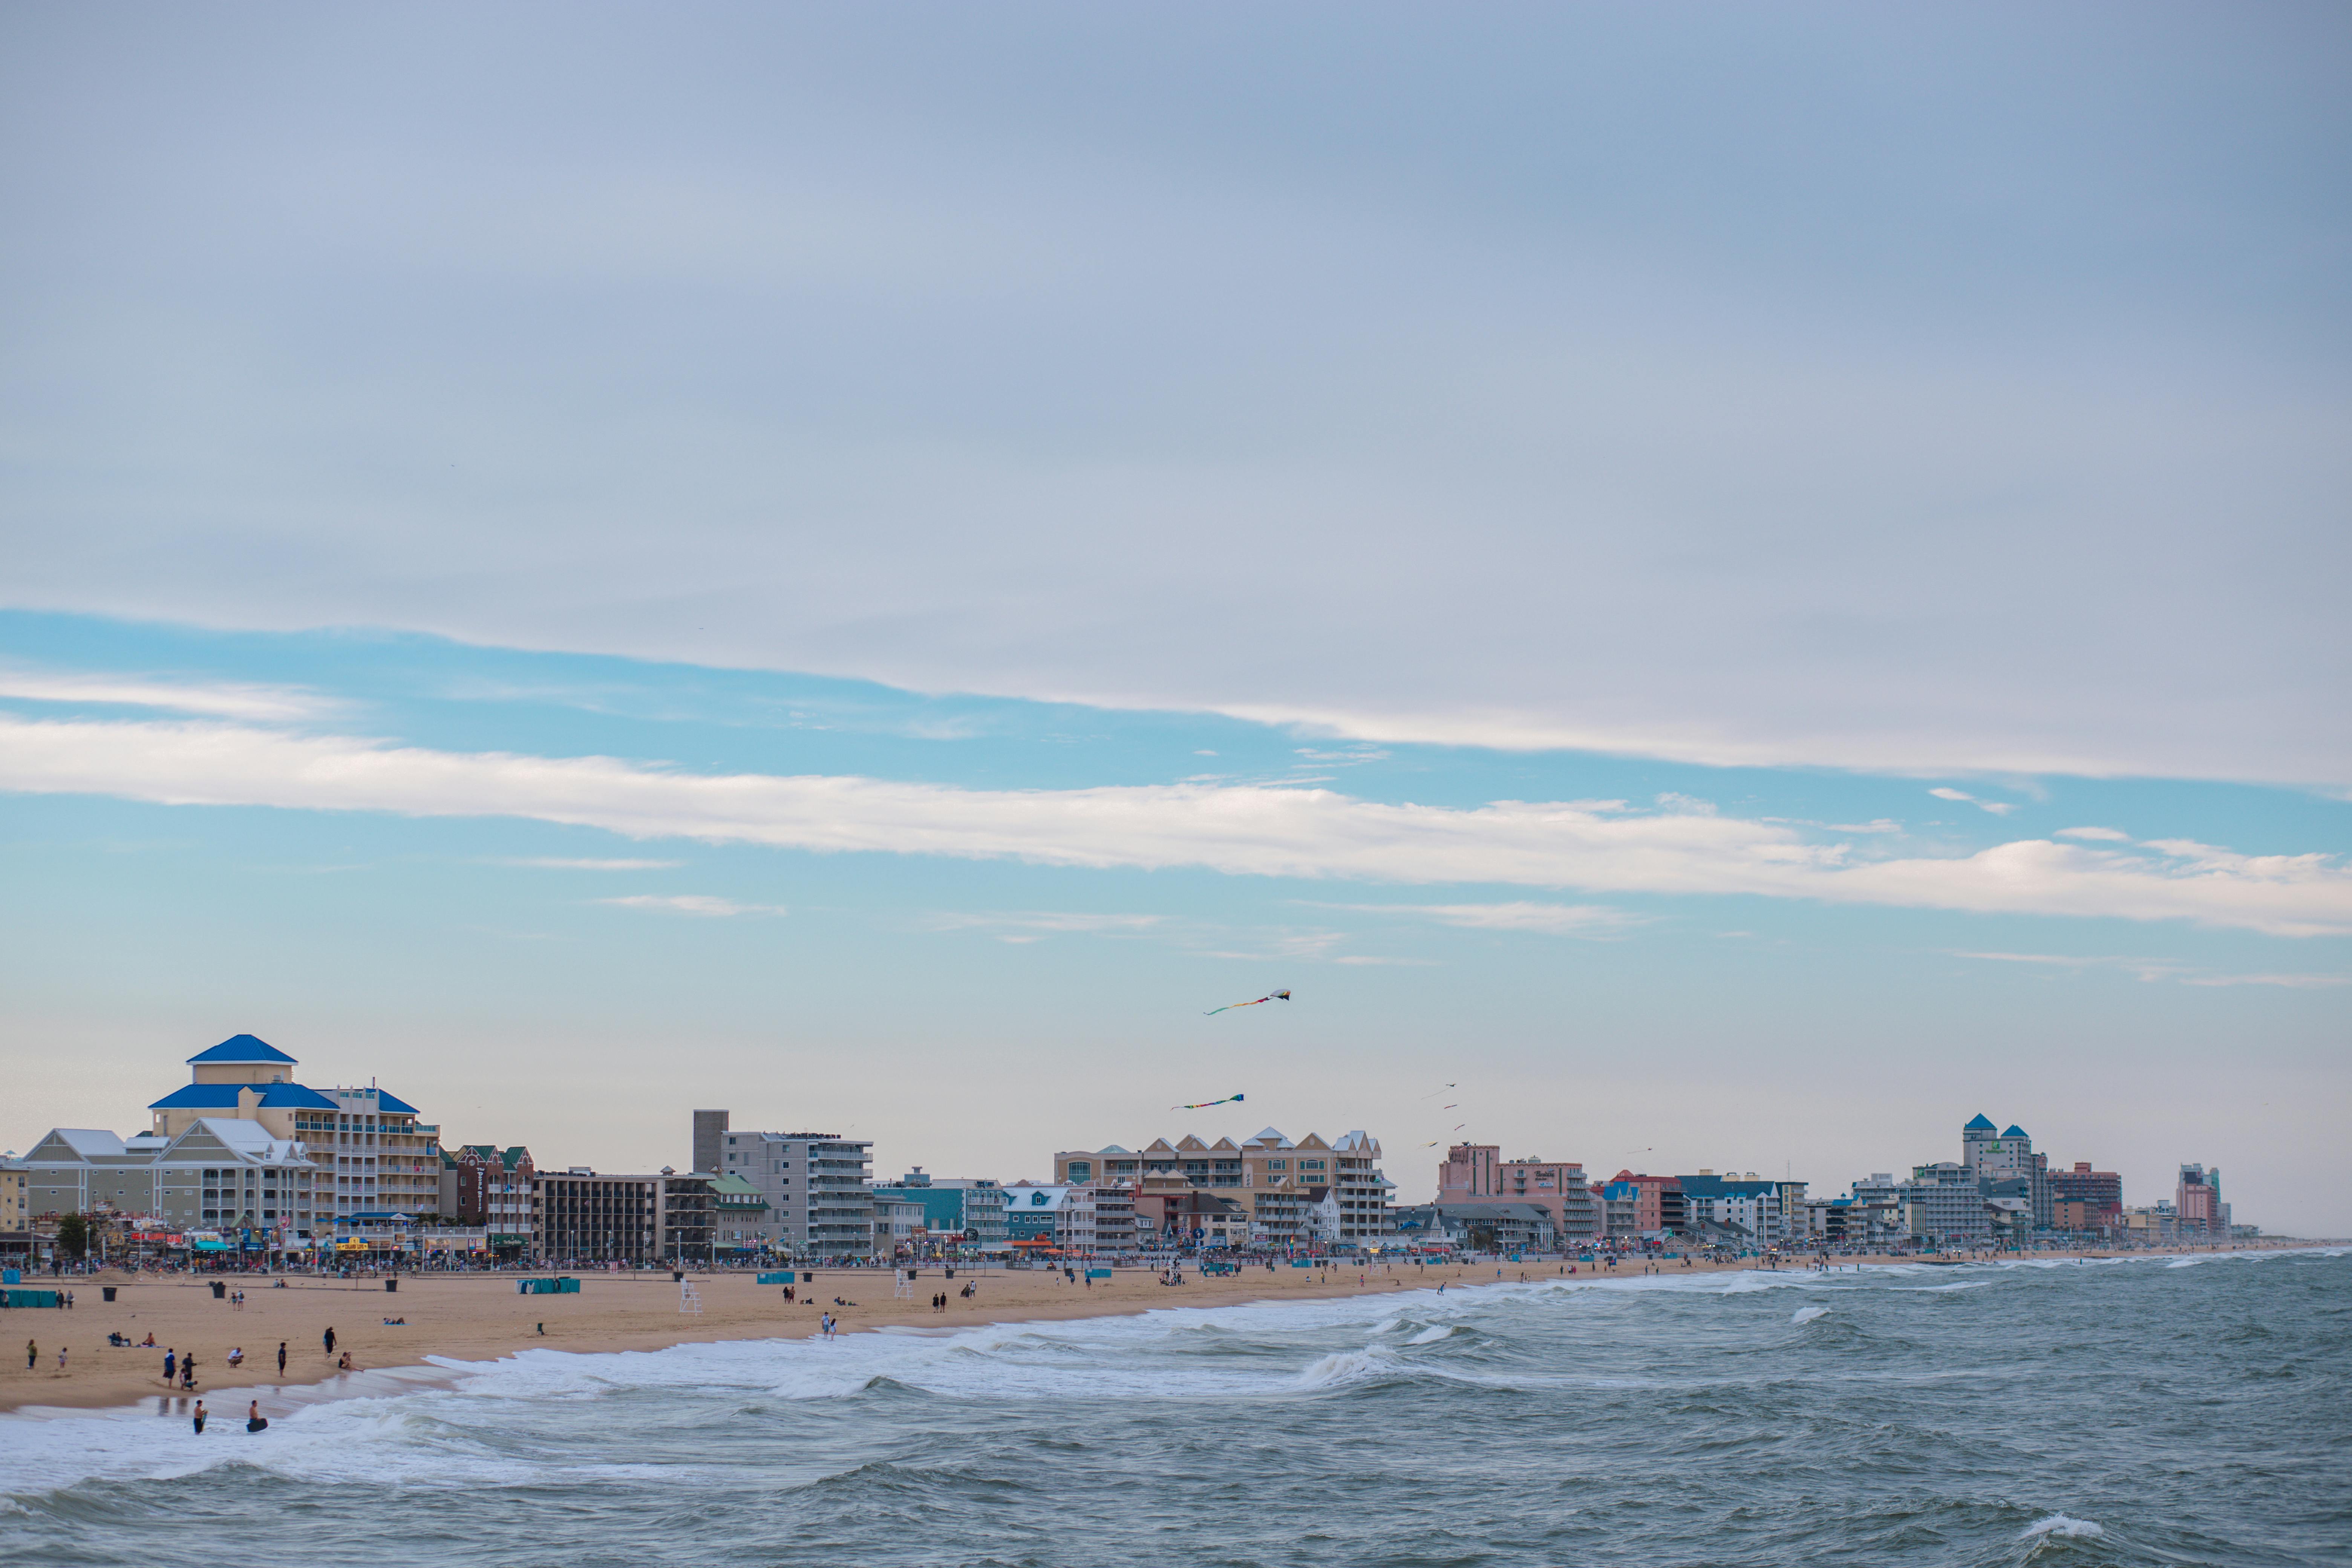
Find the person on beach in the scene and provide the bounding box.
[23,1340,32,1371]
[182,1353,198,1389]
[227,1346,243,1367]
[277,1342,286,1375]
[56,1346,67,1372]
[323,1326,336,1358]
[246,1400,267,1433]
[337,1351,353,1371]
[162,1348,175,1384]
[191,1400,207,1434]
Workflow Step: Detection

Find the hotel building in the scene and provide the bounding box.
[1438,1144,1604,1244]
[703,1114,876,1256]
[1054,1127,1393,1246]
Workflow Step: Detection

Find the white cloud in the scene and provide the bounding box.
[1929,787,1975,802]
[2178,972,2350,989]
[599,894,786,917]
[0,669,337,722]
[2056,827,2130,841]
[1328,901,1643,937]
[1951,951,2347,987]
[4,714,2350,936]
[1929,785,2018,816]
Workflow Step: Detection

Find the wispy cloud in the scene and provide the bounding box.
[1316,900,1643,937]
[0,669,338,722]
[495,856,682,871]
[2056,826,2130,841]
[1929,786,2017,816]
[5,715,2350,936]
[1951,951,2346,988]
[599,894,787,917]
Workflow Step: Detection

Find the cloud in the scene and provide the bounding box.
[598,894,786,917]
[495,856,681,871]
[1332,955,1441,966]
[4,714,2350,936]
[1951,951,2346,987]
[0,669,337,722]
[922,911,1165,937]
[1929,786,2018,816]
[1325,901,1643,937]
[2055,827,2130,841]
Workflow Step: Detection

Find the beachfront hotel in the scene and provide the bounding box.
[1052,1127,1394,1246]
[697,1110,878,1257]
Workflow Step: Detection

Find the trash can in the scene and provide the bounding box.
[672,1270,684,1282]
[101,1286,117,1302]
[210,1280,226,1298]
[385,1278,398,1293]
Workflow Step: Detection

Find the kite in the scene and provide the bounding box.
[1204,989,1291,1016]
[1173,1092,1246,1110]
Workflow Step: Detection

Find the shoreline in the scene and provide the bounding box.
[2,1242,2326,1420]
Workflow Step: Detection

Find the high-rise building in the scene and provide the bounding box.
[710,1120,875,1256]
[2051,1161,2121,1227]
[1962,1114,2052,1230]
[2175,1164,2224,1238]
[1902,1162,1988,1245]
[692,1110,729,1176]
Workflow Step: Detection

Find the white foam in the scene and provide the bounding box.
[1790,1306,1829,1325]
[2021,1514,2103,1538]
[1289,1347,1391,1390]
[1407,1323,1452,1345]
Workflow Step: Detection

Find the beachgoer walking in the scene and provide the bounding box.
[182,1353,198,1389]
[323,1326,336,1358]
[162,1348,175,1384]
[56,1346,67,1371]
[23,1340,32,1371]
[277,1342,286,1375]
[191,1400,206,1434]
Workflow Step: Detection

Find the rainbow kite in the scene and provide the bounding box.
[1174,1092,1246,1110]
[1205,989,1291,1016]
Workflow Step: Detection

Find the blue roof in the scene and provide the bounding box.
[187,1034,297,1065]
[2002,1125,2028,1138]
[1964,1113,1997,1131]
[1677,1173,1776,1198]
[373,1090,418,1114]
[149,1082,338,1112]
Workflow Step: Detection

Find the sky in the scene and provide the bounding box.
[1,4,2347,1231]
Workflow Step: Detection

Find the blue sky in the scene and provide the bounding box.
[1,5,2347,1229]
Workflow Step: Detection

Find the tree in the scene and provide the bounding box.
[55,1211,89,1260]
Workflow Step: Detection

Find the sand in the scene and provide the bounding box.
[0,1243,2306,1416]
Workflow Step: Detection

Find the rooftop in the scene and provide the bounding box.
[149,1082,338,1112]
[187,1034,298,1066]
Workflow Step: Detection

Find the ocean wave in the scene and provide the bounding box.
[2020,1513,2103,1538]
[1791,1306,1830,1325]
[1407,1323,1453,1345]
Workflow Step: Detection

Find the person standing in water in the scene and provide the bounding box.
[246,1400,267,1433]
[191,1400,207,1435]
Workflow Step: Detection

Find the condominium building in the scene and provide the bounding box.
[1439,1145,1604,1243]
[2175,1164,2226,1238]
[1962,1114,2052,1230]
[710,1121,875,1257]
[440,1145,537,1253]
[532,1168,714,1264]
[868,1169,1009,1254]
[1902,1162,1988,1245]
[1606,1171,1684,1236]
[23,1120,318,1234]
[2051,1161,2122,1225]
[1677,1172,1784,1245]
[1055,1127,1393,1246]
[1,1156,29,1257]
[146,1036,440,1225]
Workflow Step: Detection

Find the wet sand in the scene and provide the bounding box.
[0,1243,2305,1416]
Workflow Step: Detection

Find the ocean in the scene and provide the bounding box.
[3,1250,2345,1567]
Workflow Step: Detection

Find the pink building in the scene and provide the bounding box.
[1438,1145,1585,1207]
[2175,1164,2224,1237]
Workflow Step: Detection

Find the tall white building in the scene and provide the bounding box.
[712,1122,875,1256]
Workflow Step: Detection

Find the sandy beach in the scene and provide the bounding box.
[0,1244,2302,1416]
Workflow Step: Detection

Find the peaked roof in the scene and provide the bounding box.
[1249,1126,1294,1148]
[187,1034,297,1065]
[2002,1125,2028,1138]
[1964,1113,1997,1130]
[149,1082,336,1112]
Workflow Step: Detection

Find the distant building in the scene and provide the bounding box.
[1441,1145,1602,1244]
[1678,1171,1784,1245]
[1056,1127,1392,1246]
[1606,1171,1683,1235]
[24,1120,317,1239]
[869,1169,1009,1254]
[1962,1113,2052,1230]
[2051,1161,2122,1226]
[1901,1162,1988,1246]
[709,1172,771,1254]
[710,1120,875,1257]
[692,1110,730,1177]
[1435,1202,1557,1253]
[2175,1164,2226,1239]
[1001,1182,1140,1253]
[0,1155,26,1259]
[441,1145,536,1254]
[533,1168,713,1264]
